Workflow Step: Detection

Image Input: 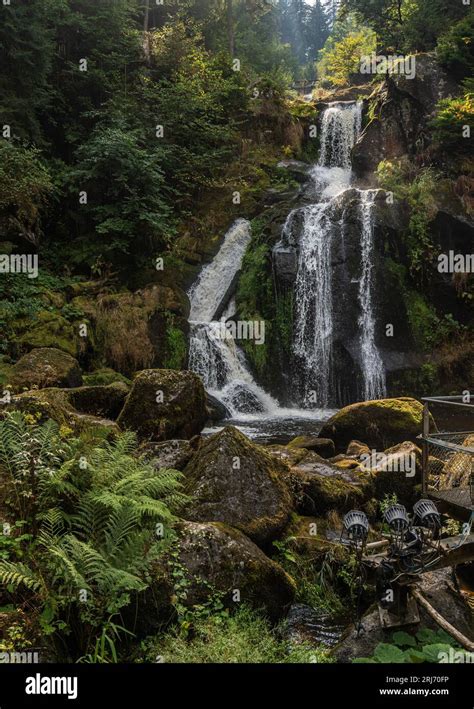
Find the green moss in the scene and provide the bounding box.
[164,315,188,370]
[83,368,132,387]
[15,311,78,357]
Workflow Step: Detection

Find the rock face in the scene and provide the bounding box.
[319,397,427,453]
[117,369,206,441]
[141,439,197,471]
[353,54,460,177]
[183,426,293,547]
[333,569,474,663]
[9,348,83,392]
[173,521,296,620]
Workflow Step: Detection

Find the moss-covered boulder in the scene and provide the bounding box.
[0,388,120,439]
[140,439,197,471]
[183,426,293,547]
[15,311,80,357]
[361,440,422,507]
[117,369,206,441]
[9,348,83,392]
[284,453,373,516]
[173,521,296,620]
[82,368,131,387]
[318,398,427,454]
[287,436,335,458]
[67,382,129,419]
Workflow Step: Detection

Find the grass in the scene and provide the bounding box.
[135,605,332,664]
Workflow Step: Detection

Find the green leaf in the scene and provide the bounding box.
[373,643,406,663]
[421,643,454,663]
[403,649,427,663]
[392,631,417,648]
[353,657,376,663]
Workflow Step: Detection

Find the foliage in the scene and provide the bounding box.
[0,412,187,659]
[0,142,54,244]
[376,159,439,278]
[436,9,474,77]
[430,91,474,155]
[317,28,376,87]
[353,627,468,663]
[135,604,333,663]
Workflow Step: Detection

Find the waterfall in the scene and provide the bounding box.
[357,191,387,400]
[289,101,386,406]
[318,101,362,169]
[293,202,334,407]
[187,219,280,417]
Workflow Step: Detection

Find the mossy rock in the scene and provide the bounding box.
[183,426,293,547]
[117,368,206,441]
[318,397,430,454]
[287,436,335,458]
[172,521,296,621]
[83,368,132,387]
[0,387,120,440]
[15,311,80,357]
[362,441,423,507]
[67,382,129,420]
[9,347,83,392]
[284,455,373,517]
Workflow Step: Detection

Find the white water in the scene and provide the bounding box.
[291,101,386,405]
[357,191,387,400]
[187,100,386,424]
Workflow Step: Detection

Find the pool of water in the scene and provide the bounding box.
[202,410,337,445]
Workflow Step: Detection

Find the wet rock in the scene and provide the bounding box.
[319,397,429,454]
[183,426,293,547]
[117,369,206,441]
[177,521,295,621]
[205,392,229,422]
[346,440,371,458]
[288,436,335,458]
[276,160,310,183]
[140,439,196,471]
[284,454,373,516]
[9,348,82,392]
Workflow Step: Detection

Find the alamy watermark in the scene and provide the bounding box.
[0,254,38,279]
[360,449,416,477]
[0,651,40,663]
[438,250,474,273]
[208,319,265,345]
[360,54,416,80]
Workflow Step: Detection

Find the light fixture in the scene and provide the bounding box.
[384,504,409,534]
[413,499,441,531]
[343,510,369,544]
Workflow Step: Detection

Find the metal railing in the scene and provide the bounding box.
[420,396,474,505]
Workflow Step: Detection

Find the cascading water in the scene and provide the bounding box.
[287,100,386,406]
[187,219,280,417]
[357,191,386,400]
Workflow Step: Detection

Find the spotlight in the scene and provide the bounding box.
[413,499,441,531]
[343,510,369,544]
[384,504,409,534]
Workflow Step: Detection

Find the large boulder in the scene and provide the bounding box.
[318,397,428,454]
[284,453,373,517]
[117,369,206,441]
[67,382,129,419]
[173,521,296,621]
[287,436,335,458]
[9,348,82,392]
[183,426,293,547]
[140,439,198,471]
[362,440,423,506]
[0,388,120,439]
